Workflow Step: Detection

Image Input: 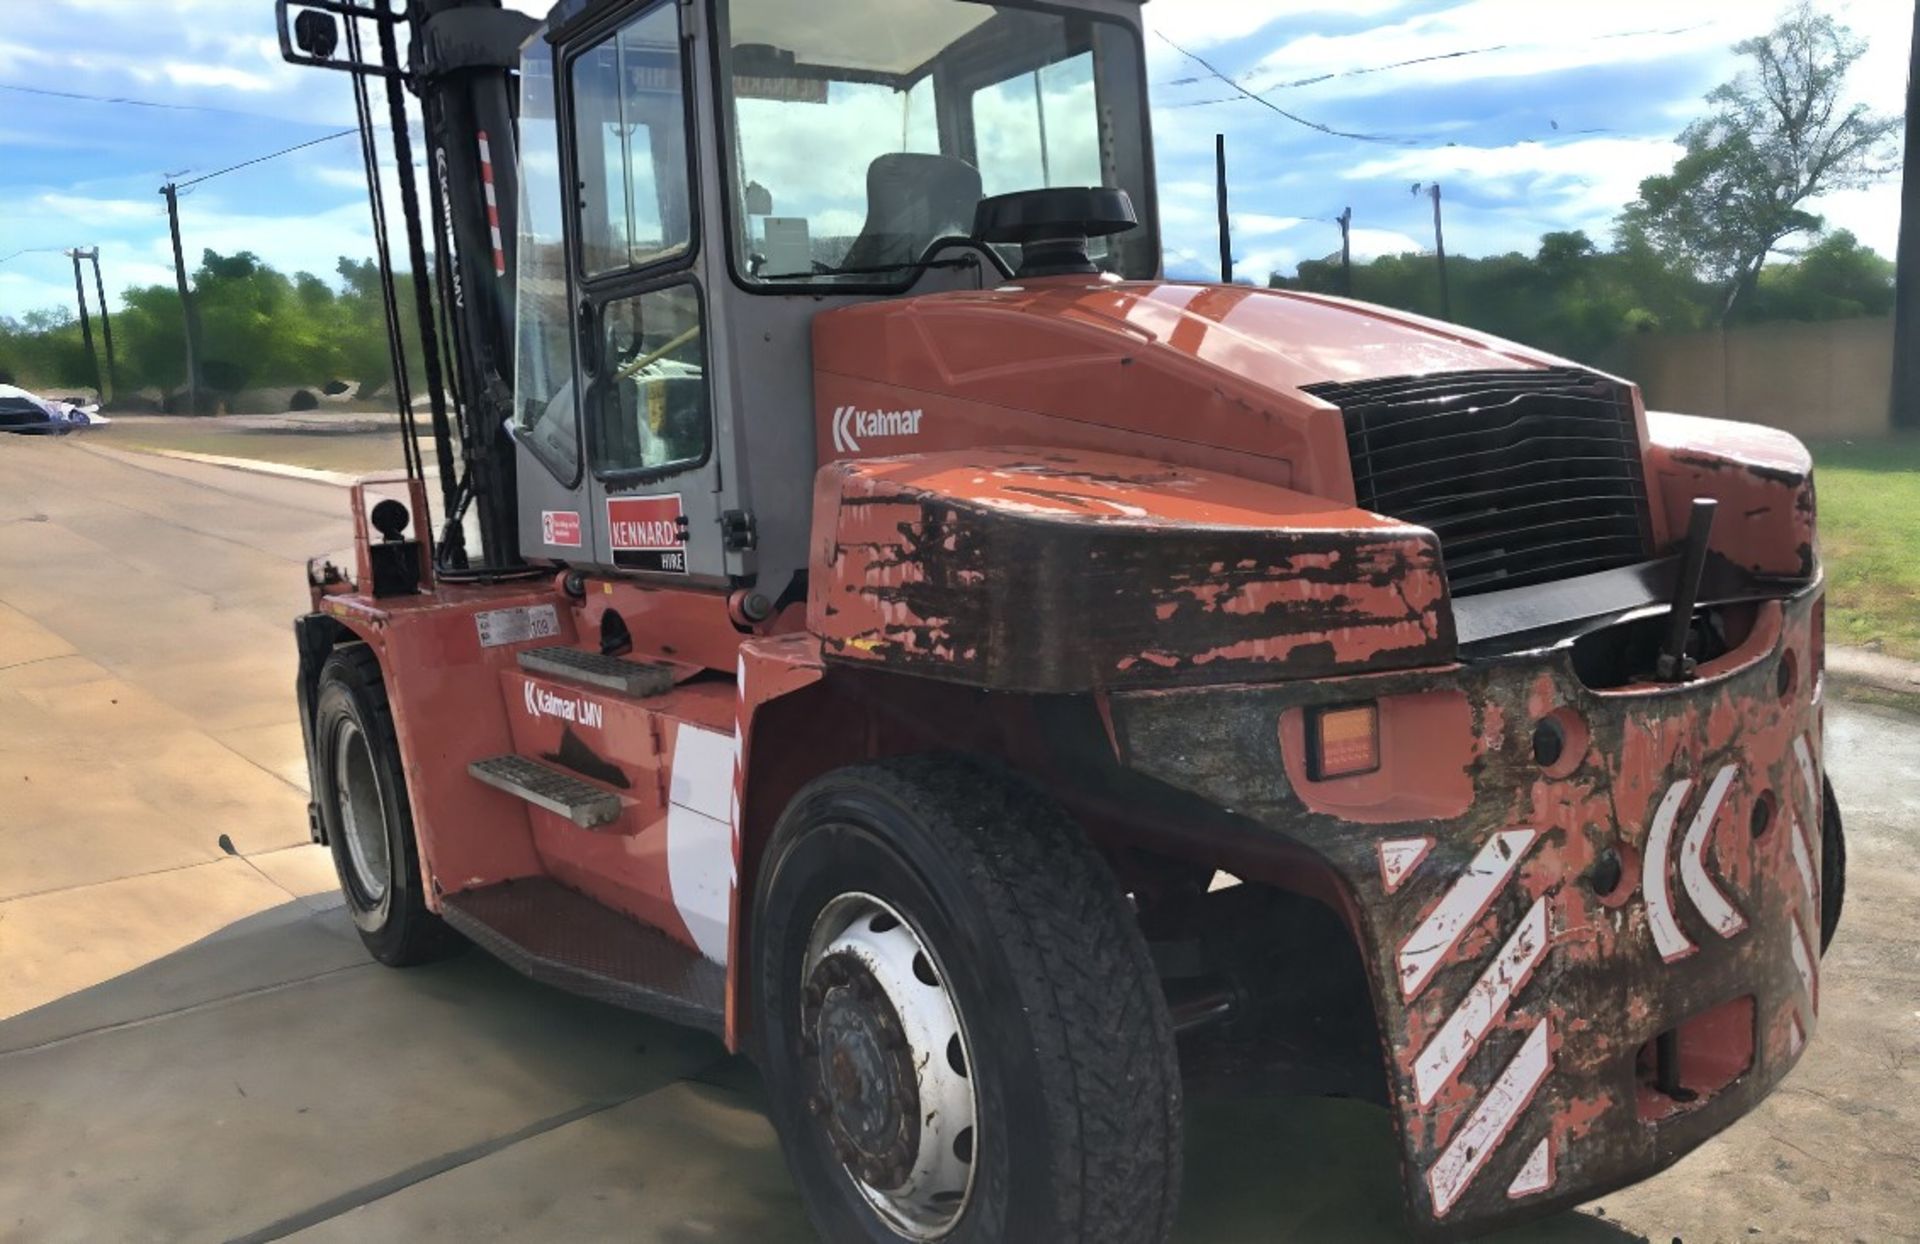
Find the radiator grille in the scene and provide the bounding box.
[1306,368,1655,597]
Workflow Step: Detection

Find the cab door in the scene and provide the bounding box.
[559,0,728,583]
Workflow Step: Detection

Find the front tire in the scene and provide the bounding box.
[313,644,462,966]
[751,756,1182,1244]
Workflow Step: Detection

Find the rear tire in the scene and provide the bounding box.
[313,644,462,966]
[1819,776,1844,954]
[751,756,1182,1244]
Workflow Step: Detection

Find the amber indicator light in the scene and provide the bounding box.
[1307,703,1381,780]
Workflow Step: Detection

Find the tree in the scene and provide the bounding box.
[1749,229,1896,321]
[1621,2,1899,325]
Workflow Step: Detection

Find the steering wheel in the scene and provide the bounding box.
[615,324,703,383]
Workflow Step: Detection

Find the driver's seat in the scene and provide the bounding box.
[840,153,983,274]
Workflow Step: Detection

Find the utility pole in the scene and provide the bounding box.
[72,248,117,402]
[1892,0,1920,430]
[1338,208,1354,297]
[67,249,100,398]
[160,182,203,414]
[1423,183,1453,322]
[1215,134,1233,284]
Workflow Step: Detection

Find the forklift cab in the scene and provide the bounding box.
[509,0,1159,600]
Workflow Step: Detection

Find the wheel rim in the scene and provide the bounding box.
[333,720,389,905]
[802,892,978,1240]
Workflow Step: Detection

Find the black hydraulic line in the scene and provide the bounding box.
[421,91,478,549]
[1657,499,1718,684]
[408,6,534,574]
[345,14,421,485]
[374,0,466,569]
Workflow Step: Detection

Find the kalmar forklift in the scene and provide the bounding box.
[278,0,1845,1239]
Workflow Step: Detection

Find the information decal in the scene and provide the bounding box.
[474,604,561,649]
[607,494,689,574]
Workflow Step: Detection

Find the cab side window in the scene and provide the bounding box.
[597,285,708,475]
[569,1,709,480]
[571,3,693,276]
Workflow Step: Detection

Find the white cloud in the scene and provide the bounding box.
[0,272,78,317]
[1146,0,1410,51]
[1243,1,1769,98]
[31,192,165,229]
[307,165,372,191]
[1236,245,1302,278]
[1347,227,1425,260]
[163,61,275,92]
[1342,136,1684,236]
[1236,212,1308,237]
[1810,184,1902,259]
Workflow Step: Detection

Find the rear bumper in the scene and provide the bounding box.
[1110,582,1826,1238]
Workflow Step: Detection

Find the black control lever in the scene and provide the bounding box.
[1656,498,1718,683]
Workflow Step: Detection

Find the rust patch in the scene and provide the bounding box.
[1648,412,1816,580]
[808,449,1455,692]
[1110,583,1826,1236]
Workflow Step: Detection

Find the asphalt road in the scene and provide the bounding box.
[1,434,1915,1243]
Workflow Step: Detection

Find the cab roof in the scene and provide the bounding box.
[546,0,1145,50]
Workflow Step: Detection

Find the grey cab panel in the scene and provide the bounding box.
[513,0,1163,604]
[513,0,735,585]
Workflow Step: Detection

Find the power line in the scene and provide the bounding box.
[171,130,359,189]
[1154,31,1415,146]
[1157,22,1719,93]
[0,247,74,265]
[0,80,337,126]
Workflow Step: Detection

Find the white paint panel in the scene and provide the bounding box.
[1788,812,1819,914]
[1398,829,1537,1001]
[1427,1020,1553,1218]
[1789,917,1818,1014]
[1645,778,1697,963]
[1506,1136,1554,1200]
[1793,734,1819,812]
[667,801,733,965]
[669,724,736,822]
[1379,837,1434,894]
[1679,765,1747,940]
[1413,898,1551,1106]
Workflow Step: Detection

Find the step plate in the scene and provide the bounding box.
[518,646,677,697]
[469,755,623,829]
[442,879,725,1036]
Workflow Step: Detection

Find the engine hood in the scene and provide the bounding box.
[981,281,1567,390]
[811,279,1584,501]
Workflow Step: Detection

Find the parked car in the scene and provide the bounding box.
[0,384,109,434]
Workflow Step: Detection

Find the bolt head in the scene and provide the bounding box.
[1588,849,1624,897]
[1532,718,1566,769]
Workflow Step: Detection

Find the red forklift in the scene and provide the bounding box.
[277,0,1844,1238]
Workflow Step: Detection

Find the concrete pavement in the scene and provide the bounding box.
[2,433,1917,1242]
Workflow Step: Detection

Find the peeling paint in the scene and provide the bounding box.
[808,449,1455,692]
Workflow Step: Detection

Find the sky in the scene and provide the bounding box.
[0,0,1908,318]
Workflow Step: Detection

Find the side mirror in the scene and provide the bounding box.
[745,181,774,217]
[293,9,340,60]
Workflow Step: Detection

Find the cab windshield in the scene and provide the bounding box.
[717,0,1156,287]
